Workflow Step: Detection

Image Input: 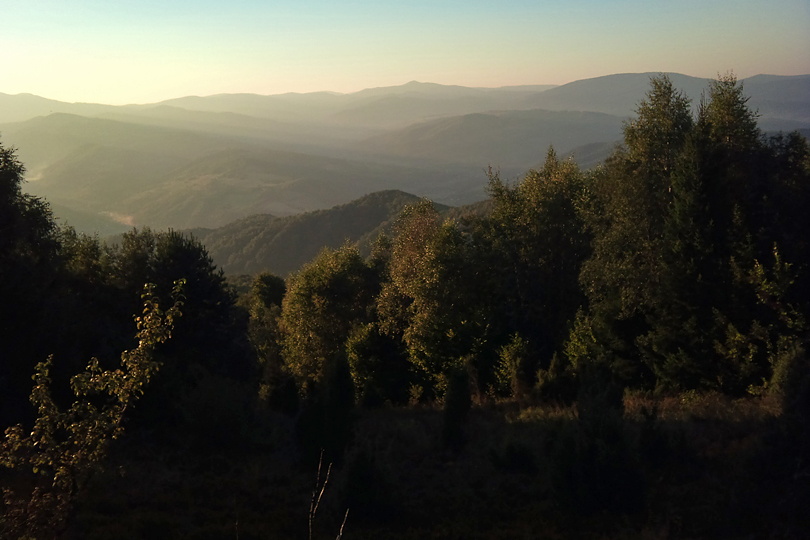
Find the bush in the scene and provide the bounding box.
[494,333,532,398]
[535,352,577,404]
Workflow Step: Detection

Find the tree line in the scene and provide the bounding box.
[265,74,810,408]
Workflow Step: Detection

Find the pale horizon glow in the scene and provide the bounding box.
[2,0,809,105]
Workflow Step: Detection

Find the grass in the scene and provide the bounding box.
[60,392,805,539]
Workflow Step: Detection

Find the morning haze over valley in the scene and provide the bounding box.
[1,72,808,275]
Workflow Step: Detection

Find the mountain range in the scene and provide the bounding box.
[1,73,807,239]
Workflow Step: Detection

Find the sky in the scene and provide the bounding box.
[2,0,809,105]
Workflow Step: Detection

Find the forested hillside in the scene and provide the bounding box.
[2,74,809,538]
[191,190,451,276]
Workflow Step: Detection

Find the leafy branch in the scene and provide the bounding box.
[1,281,184,538]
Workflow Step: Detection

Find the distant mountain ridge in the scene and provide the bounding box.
[1,73,807,235]
[0,92,117,123]
[3,73,804,125]
[366,109,624,167]
[522,72,810,124]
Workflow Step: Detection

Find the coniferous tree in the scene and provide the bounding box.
[576,75,694,388]
[638,133,718,388]
[574,73,810,393]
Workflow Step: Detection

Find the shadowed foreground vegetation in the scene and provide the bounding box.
[65,391,805,540]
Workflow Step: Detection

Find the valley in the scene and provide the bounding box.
[0,72,807,247]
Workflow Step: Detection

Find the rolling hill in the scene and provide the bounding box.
[190,190,452,276]
[520,73,712,116]
[0,92,116,124]
[4,114,488,230]
[521,72,810,126]
[365,109,624,170]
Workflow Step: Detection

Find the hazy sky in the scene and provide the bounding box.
[2,0,809,104]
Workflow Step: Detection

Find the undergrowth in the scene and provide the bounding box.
[58,392,805,539]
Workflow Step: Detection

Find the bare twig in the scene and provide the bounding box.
[309,450,333,540]
[336,508,350,540]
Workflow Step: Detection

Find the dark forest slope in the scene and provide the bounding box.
[192,190,451,276]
